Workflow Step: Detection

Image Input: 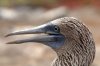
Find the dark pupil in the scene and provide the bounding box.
[55,26,58,31]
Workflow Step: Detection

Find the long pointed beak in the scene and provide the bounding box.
[5,23,63,44]
[6,35,58,44]
[5,24,47,37]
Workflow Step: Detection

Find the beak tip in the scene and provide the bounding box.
[5,35,9,37]
[5,34,12,37]
[6,42,13,44]
[6,40,23,44]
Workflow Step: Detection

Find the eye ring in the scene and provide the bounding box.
[54,26,59,32]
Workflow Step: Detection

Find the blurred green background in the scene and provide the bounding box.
[0,0,100,66]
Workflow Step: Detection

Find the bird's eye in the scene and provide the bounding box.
[54,26,59,32]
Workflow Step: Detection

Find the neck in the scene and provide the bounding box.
[53,50,75,66]
[52,41,76,66]
[52,38,94,66]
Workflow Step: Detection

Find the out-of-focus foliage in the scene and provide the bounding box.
[0,0,100,9]
[0,0,58,7]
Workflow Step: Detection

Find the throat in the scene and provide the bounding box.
[53,51,74,66]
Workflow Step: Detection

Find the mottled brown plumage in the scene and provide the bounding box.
[6,17,95,66]
[51,17,95,66]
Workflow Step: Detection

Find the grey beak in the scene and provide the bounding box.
[6,35,57,44]
[5,24,47,37]
[5,24,60,44]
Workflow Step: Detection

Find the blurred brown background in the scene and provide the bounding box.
[0,0,100,66]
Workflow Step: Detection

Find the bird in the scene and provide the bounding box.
[5,17,95,66]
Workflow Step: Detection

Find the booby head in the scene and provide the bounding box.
[5,17,95,51]
[6,17,73,49]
